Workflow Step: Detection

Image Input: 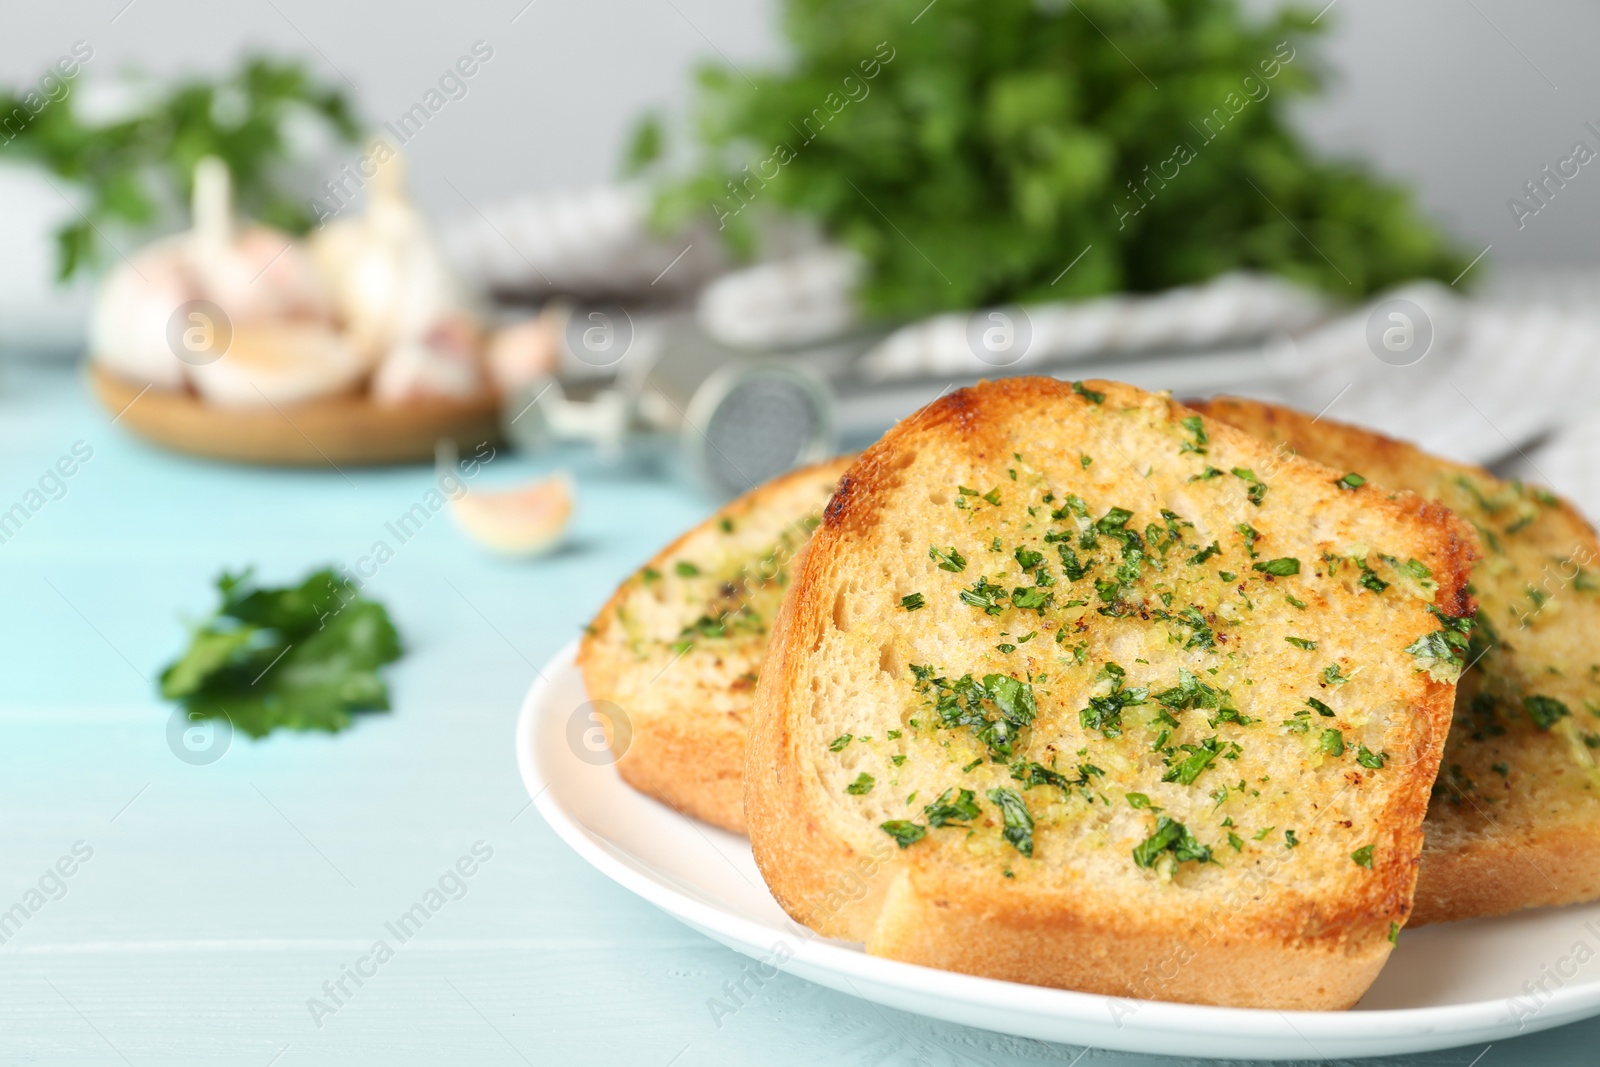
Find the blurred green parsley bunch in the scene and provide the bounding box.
[160,568,402,739]
[634,0,1470,318]
[0,56,359,281]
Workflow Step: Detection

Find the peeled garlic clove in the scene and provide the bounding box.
[449,472,574,556]
[186,321,366,407]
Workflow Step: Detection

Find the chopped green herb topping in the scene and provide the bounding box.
[1133,815,1211,869]
[1358,562,1389,594]
[1079,664,1147,738]
[1351,844,1375,868]
[1162,736,1239,786]
[1014,546,1044,570]
[900,593,926,611]
[1524,694,1571,730]
[1320,728,1345,757]
[1072,381,1105,404]
[1286,636,1317,651]
[1180,416,1209,456]
[1307,697,1336,717]
[1253,557,1301,577]
[1153,668,1227,711]
[1335,473,1366,490]
[1237,524,1261,558]
[675,561,701,577]
[930,545,967,572]
[829,734,853,751]
[1356,744,1388,770]
[846,773,875,795]
[960,576,1008,615]
[880,821,925,848]
[1232,468,1267,506]
[1404,606,1474,682]
[987,787,1035,857]
[923,787,981,828]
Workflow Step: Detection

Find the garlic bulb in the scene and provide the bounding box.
[310,146,487,404]
[90,156,350,404]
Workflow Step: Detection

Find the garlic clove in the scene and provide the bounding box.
[449,471,574,556]
[186,321,367,407]
[370,313,488,405]
[487,310,562,394]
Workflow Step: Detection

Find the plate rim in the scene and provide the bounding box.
[517,638,1600,1056]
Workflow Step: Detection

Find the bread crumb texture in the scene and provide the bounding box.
[1195,396,1600,923]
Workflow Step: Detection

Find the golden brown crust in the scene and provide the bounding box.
[749,378,1474,1008]
[1194,395,1600,925]
[1410,815,1600,924]
[579,457,853,833]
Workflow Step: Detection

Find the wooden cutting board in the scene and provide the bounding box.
[88,364,503,466]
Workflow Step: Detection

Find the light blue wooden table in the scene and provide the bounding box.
[2,360,1594,1065]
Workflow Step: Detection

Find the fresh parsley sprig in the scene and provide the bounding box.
[159,567,402,738]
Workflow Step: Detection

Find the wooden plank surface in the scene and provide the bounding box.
[0,362,1594,1065]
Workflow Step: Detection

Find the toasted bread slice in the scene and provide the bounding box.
[746,378,1476,1010]
[579,457,853,832]
[1194,396,1600,924]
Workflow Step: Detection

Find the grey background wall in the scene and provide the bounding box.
[2,0,1597,349]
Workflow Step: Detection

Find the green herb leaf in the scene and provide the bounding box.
[1524,695,1572,730]
[1351,844,1375,868]
[1132,815,1211,869]
[986,787,1035,857]
[1253,557,1300,577]
[158,568,402,738]
[880,821,926,849]
[923,787,981,828]
[1072,381,1105,404]
[930,545,968,572]
[901,593,926,611]
[846,772,875,795]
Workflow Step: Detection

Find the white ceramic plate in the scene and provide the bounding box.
[518,640,1600,1060]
